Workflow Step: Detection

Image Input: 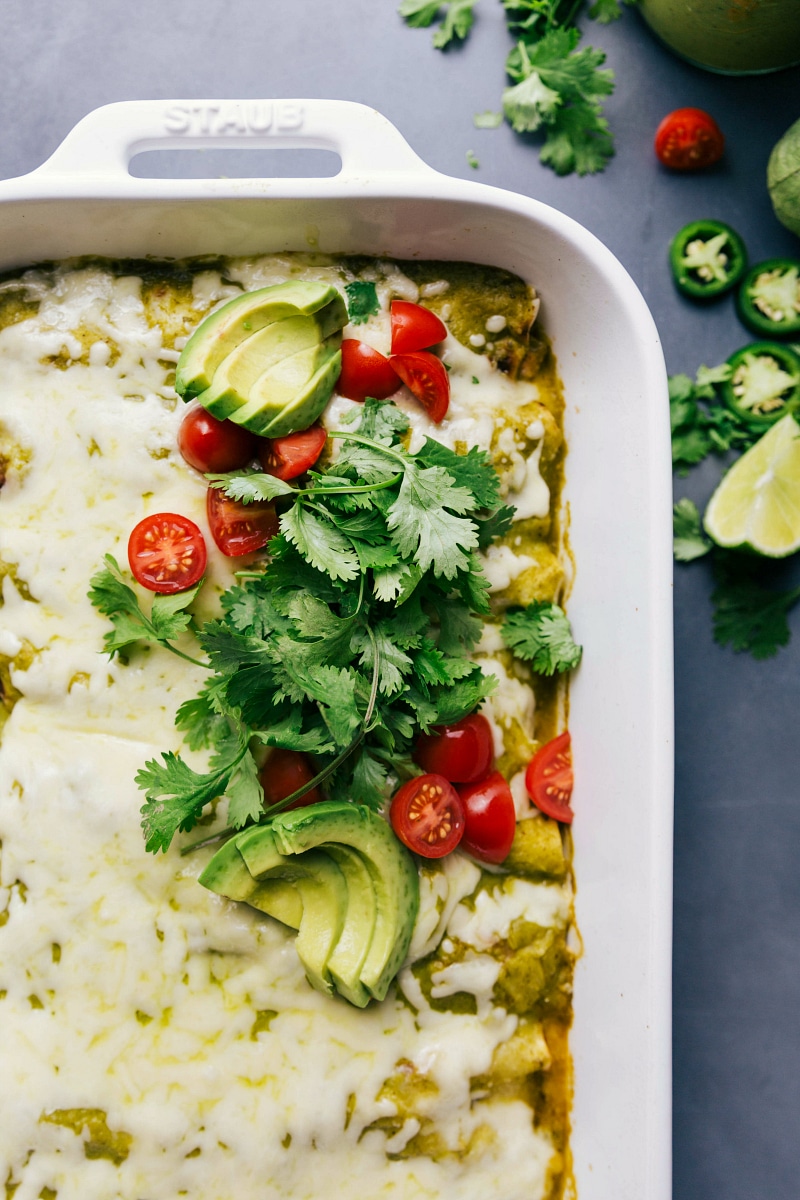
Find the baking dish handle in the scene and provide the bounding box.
[30,98,437,184]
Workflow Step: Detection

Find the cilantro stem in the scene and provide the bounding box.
[327,430,409,469]
[179,637,382,856]
[301,473,402,497]
[157,642,210,669]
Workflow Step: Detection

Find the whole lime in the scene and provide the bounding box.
[768,118,800,238]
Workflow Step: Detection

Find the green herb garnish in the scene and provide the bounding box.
[501,600,582,675]
[344,281,380,325]
[672,499,711,563]
[92,402,541,854]
[400,0,637,176]
[88,555,206,667]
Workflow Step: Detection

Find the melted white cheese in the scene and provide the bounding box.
[0,261,564,1199]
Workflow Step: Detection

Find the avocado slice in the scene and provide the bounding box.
[235,827,348,996]
[323,844,377,1009]
[197,835,303,927]
[271,802,419,1002]
[197,302,346,421]
[175,280,343,400]
[226,336,341,436]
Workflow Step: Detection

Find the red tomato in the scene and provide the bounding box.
[260,748,322,810]
[525,731,574,824]
[258,423,327,481]
[178,406,258,473]
[390,773,465,859]
[206,486,279,557]
[457,770,517,864]
[337,340,401,403]
[390,300,447,355]
[391,351,450,423]
[413,713,494,783]
[654,108,724,171]
[127,512,207,594]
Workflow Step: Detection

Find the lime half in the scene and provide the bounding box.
[704,413,800,557]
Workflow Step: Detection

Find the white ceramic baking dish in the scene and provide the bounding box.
[0,99,673,1200]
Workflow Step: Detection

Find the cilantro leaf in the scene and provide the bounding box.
[711,553,800,659]
[344,281,380,325]
[502,601,582,674]
[206,471,294,503]
[504,31,615,175]
[398,0,442,26]
[503,71,562,132]
[432,0,477,47]
[474,111,503,128]
[588,0,634,22]
[540,98,614,176]
[429,669,496,724]
[340,396,410,443]
[673,498,712,562]
[281,503,361,581]
[225,751,264,829]
[475,504,516,549]
[88,555,204,662]
[670,363,756,474]
[415,438,502,510]
[137,745,246,853]
[387,460,478,577]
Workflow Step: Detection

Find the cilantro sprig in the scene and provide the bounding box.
[95,402,557,854]
[669,363,757,475]
[400,0,635,176]
[88,555,207,667]
[501,600,582,674]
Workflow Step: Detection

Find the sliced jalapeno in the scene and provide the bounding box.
[721,341,800,430]
[669,219,747,300]
[736,258,800,338]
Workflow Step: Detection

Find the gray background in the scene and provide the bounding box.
[2,2,800,1195]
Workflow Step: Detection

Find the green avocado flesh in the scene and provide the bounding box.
[226,337,342,436]
[197,305,346,420]
[197,801,419,1007]
[175,280,343,399]
[272,802,420,1002]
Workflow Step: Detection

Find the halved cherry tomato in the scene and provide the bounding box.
[178,406,258,474]
[259,423,327,481]
[390,773,465,859]
[457,770,516,864]
[128,512,207,594]
[413,713,494,783]
[390,300,447,355]
[337,339,401,403]
[654,108,724,171]
[525,731,574,824]
[391,351,450,423]
[260,748,322,810]
[206,486,279,557]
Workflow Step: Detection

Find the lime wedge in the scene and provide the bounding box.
[704,413,800,556]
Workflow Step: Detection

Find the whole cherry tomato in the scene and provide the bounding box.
[337,340,401,403]
[178,406,258,473]
[391,350,450,423]
[654,108,724,171]
[206,486,279,557]
[260,748,322,810]
[457,770,517,864]
[525,731,574,824]
[413,713,494,783]
[127,512,207,594]
[390,300,447,354]
[389,773,465,859]
[259,423,327,481]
